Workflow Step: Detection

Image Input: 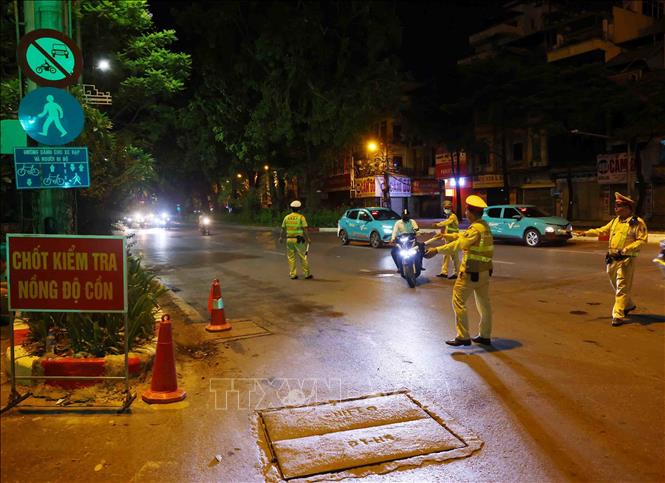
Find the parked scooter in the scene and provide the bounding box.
[395,233,424,288]
[199,216,211,236]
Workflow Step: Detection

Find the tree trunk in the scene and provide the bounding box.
[635,139,649,217]
[501,124,510,204]
[566,166,574,221]
[453,151,462,216]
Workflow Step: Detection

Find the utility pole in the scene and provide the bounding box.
[23,0,72,234]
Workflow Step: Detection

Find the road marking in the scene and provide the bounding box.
[264,250,285,256]
[493,260,515,265]
[545,248,607,255]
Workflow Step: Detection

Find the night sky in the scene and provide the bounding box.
[148,0,504,83]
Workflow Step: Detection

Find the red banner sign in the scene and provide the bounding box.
[411,178,440,195]
[435,152,468,179]
[597,152,635,184]
[7,235,127,312]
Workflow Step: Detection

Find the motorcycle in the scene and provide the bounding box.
[199,216,211,236]
[395,233,424,288]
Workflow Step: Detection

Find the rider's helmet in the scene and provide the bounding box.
[401,208,410,221]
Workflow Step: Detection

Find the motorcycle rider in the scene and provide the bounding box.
[279,200,313,280]
[390,208,423,273]
[198,210,212,234]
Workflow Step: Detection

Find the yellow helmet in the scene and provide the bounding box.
[465,195,487,209]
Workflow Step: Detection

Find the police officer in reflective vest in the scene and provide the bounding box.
[279,200,313,280]
[426,195,494,346]
[575,192,648,326]
[429,199,460,279]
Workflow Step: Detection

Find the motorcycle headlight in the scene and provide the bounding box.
[545,226,555,233]
[399,247,418,258]
[202,217,211,225]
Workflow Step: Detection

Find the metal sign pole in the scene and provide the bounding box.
[119,262,135,413]
[1,311,32,413]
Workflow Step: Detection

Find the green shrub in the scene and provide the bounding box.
[220,206,347,228]
[25,255,166,356]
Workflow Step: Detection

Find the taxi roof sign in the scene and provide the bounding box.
[17,29,83,88]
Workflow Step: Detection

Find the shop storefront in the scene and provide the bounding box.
[354,174,411,213]
[410,178,441,218]
[471,174,506,205]
[322,172,351,207]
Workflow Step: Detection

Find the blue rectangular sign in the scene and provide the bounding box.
[14,146,89,189]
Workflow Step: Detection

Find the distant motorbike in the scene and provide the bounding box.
[199,216,211,236]
[395,233,424,288]
[654,240,665,279]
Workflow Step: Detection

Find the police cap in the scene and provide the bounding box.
[290,200,302,208]
[614,192,635,207]
[465,195,487,209]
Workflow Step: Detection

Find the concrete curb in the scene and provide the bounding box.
[4,341,157,386]
[158,282,206,324]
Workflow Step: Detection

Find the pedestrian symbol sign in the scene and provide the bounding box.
[18,87,84,146]
[17,29,83,88]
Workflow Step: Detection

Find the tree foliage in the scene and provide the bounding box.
[174,1,404,208]
[80,0,191,148]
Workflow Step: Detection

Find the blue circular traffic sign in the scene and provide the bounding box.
[18,87,84,146]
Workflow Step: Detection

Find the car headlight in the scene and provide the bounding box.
[544,226,555,233]
[566,224,572,231]
[383,227,392,234]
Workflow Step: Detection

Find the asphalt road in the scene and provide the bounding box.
[139,223,665,481]
[1,223,663,482]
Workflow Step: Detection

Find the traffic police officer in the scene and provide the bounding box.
[575,192,648,326]
[426,195,494,346]
[428,200,460,279]
[279,200,313,280]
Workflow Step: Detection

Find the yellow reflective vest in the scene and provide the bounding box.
[439,213,459,234]
[586,216,648,256]
[282,212,308,238]
[465,220,494,273]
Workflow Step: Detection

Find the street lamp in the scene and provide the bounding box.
[366,139,391,209]
[96,59,111,72]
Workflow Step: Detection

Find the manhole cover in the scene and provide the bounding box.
[258,392,482,480]
[208,319,270,342]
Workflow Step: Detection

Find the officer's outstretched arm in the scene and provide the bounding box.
[583,219,614,237]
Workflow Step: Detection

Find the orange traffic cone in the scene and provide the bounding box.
[142,314,186,404]
[206,279,232,332]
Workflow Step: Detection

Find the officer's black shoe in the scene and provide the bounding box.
[436,273,448,278]
[624,305,636,315]
[612,318,627,326]
[445,338,471,347]
[290,276,298,280]
[448,274,458,279]
[305,275,313,279]
[471,336,492,345]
